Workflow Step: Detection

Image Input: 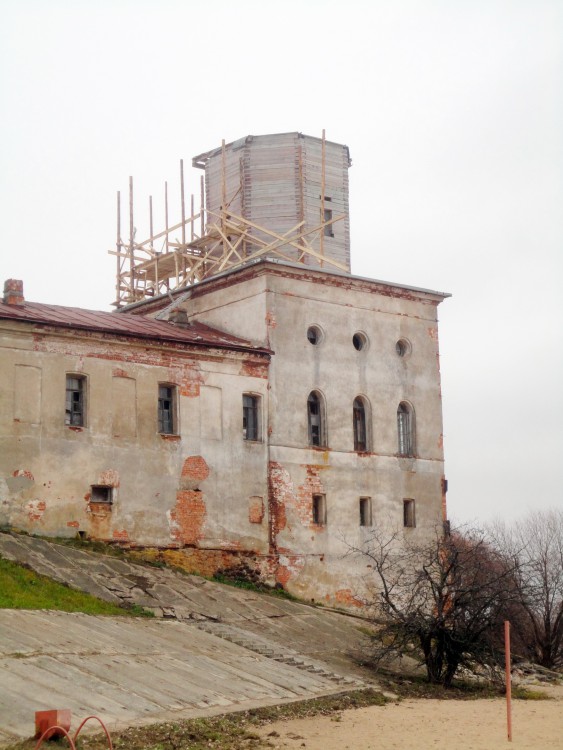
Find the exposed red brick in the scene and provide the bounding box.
[275,554,305,587]
[169,490,207,546]
[268,462,290,551]
[333,588,364,608]
[265,311,277,328]
[112,367,129,378]
[276,565,292,586]
[3,279,24,306]
[249,496,264,524]
[296,465,326,530]
[113,529,129,541]
[27,500,46,521]
[99,469,119,487]
[240,359,268,378]
[12,469,34,480]
[66,521,80,528]
[181,455,210,481]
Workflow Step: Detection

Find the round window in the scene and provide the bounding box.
[396,338,411,357]
[353,332,368,351]
[307,325,323,345]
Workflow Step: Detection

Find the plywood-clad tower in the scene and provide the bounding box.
[113,132,352,307]
[192,132,352,272]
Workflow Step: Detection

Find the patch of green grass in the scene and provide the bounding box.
[0,557,152,616]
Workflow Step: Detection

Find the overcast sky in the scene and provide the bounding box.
[1,0,562,525]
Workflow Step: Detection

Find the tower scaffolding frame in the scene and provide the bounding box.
[110,131,347,308]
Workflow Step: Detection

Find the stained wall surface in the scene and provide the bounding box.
[0,319,270,556]
[180,261,448,604]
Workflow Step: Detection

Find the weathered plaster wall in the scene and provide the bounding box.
[0,321,270,556]
[262,271,446,602]
[177,264,447,604]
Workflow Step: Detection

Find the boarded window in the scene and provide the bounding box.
[158,384,177,434]
[312,494,326,525]
[112,376,137,438]
[403,499,416,528]
[14,365,41,424]
[65,375,86,426]
[200,385,222,440]
[359,497,372,527]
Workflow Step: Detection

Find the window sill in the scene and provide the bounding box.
[66,425,85,432]
[159,433,181,441]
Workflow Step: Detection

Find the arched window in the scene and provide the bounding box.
[307,391,326,447]
[353,397,368,451]
[397,402,415,456]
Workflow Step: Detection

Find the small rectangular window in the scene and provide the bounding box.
[65,375,86,426]
[359,497,372,527]
[312,494,326,525]
[324,208,334,236]
[243,394,260,441]
[158,384,177,434]
[403,499,416,528]
[91,485,112,503]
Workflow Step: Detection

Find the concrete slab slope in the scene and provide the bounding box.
[0,532,378,743]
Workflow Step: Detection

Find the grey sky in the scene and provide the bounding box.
[1,0,562,524]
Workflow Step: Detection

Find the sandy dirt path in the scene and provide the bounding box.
[259,686,563,749]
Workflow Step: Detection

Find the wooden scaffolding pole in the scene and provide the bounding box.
[129,176,135,293]
[320,128,326,267]
[115,190,121,306]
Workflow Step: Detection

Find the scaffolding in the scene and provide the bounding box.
[110,131,348,308]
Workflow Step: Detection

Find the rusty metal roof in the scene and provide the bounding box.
[0,300,270,355]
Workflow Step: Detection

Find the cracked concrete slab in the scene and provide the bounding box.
[0,532,379,742]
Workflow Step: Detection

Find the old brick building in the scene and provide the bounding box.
[0,133,450,605]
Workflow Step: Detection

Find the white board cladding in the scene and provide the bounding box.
[198,133,351,271]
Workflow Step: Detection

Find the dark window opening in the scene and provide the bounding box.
[307,325,322,345]
[312,494,326,525]
[359,497,372,527]
[158,384,177,434]
[353,332,367,351]
[323,208,334,237]
[403,499,416,528]
[243,394,260,441]
[397,402,415,456]
[65,375,85,426]
[353,397,367,451]
[396,339,411,357]
[307,391,326,447]
[321,196,334,238]
[91,485,112,503]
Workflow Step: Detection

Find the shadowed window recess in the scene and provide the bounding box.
[243,394,261,441]
[158,384,178,434]
[65,375,86,426]
[312,494,326,525]
[307,390,327,447]
[397,401,415,456]
[353,396,370,451]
